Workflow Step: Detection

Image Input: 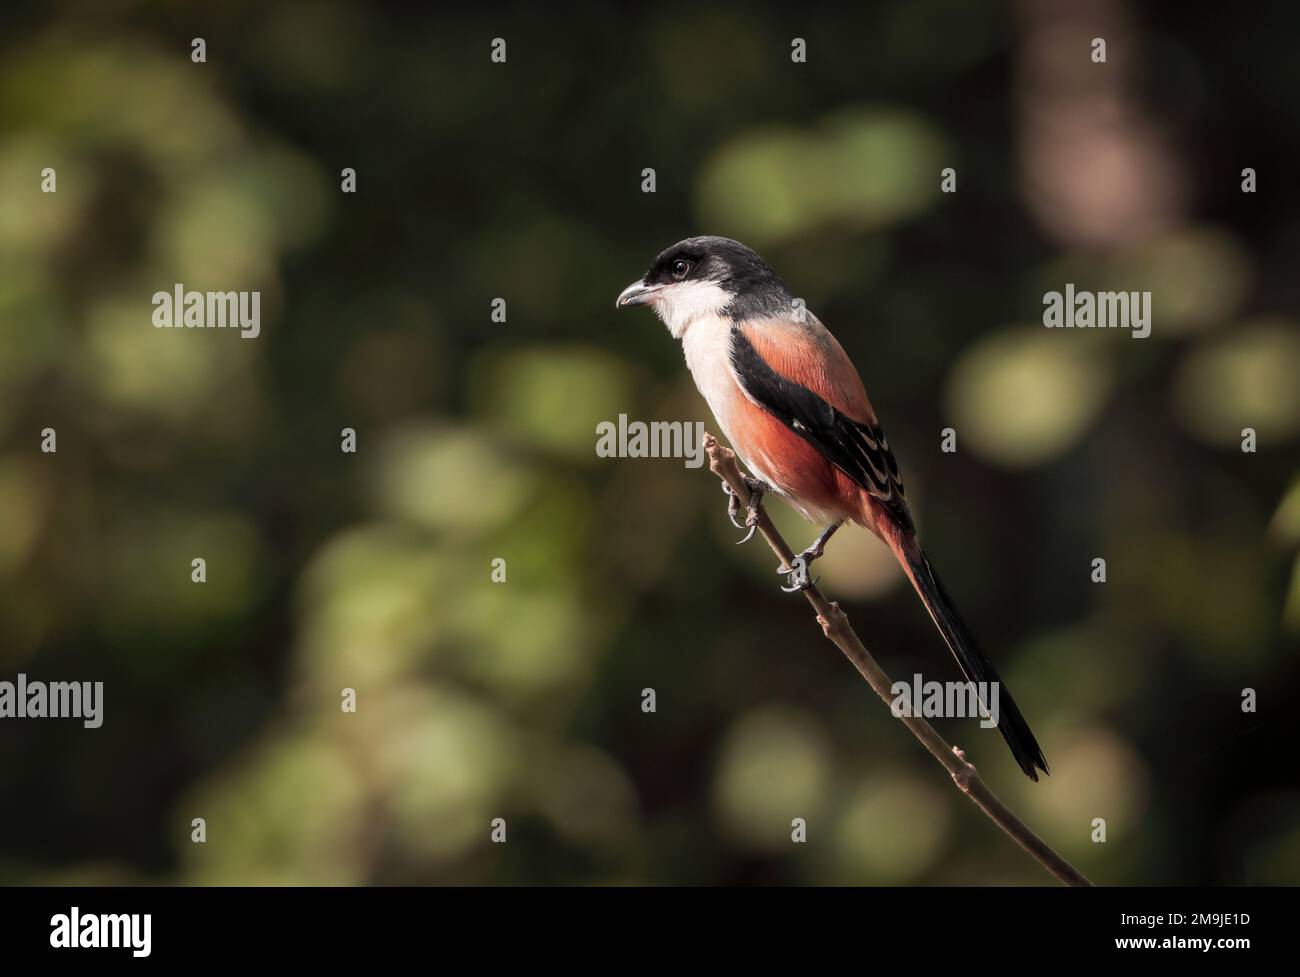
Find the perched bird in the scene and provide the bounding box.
[616,235,1049,781]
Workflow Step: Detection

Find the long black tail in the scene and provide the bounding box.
[889,533,1049,781]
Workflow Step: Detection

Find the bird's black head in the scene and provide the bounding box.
[644,236,783,293]
[616,236,793,333]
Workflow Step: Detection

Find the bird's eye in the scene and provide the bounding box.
[671,258,692,280]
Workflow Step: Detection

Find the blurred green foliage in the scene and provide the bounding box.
[1,1,1298,884]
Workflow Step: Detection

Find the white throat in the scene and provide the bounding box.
[653,280,732,339]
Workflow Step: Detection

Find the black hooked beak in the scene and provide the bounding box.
[615,279,663,308]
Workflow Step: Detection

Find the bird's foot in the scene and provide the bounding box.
[775,523,841,593]
[776,549,820,593]
[722,475,769,544]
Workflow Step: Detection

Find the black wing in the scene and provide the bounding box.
[729,327,912,531]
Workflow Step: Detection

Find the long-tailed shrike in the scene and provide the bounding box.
[617,235,1048,781]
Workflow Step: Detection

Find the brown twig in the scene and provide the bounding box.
[704,433,1090,887]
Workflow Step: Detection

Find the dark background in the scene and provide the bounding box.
[0,0,1298,883]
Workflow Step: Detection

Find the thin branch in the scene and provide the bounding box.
[704,433,1090,887]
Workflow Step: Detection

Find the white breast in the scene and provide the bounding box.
[680,314,737,422]
[679,314,785,493]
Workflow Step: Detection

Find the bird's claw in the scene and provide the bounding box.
[721,476,766,544]
[775,523,841,593]
[777,555,817,593]
[723,482,747,530]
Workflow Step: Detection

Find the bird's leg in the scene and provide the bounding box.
[721,474,770,544]
[777,521,843,593]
